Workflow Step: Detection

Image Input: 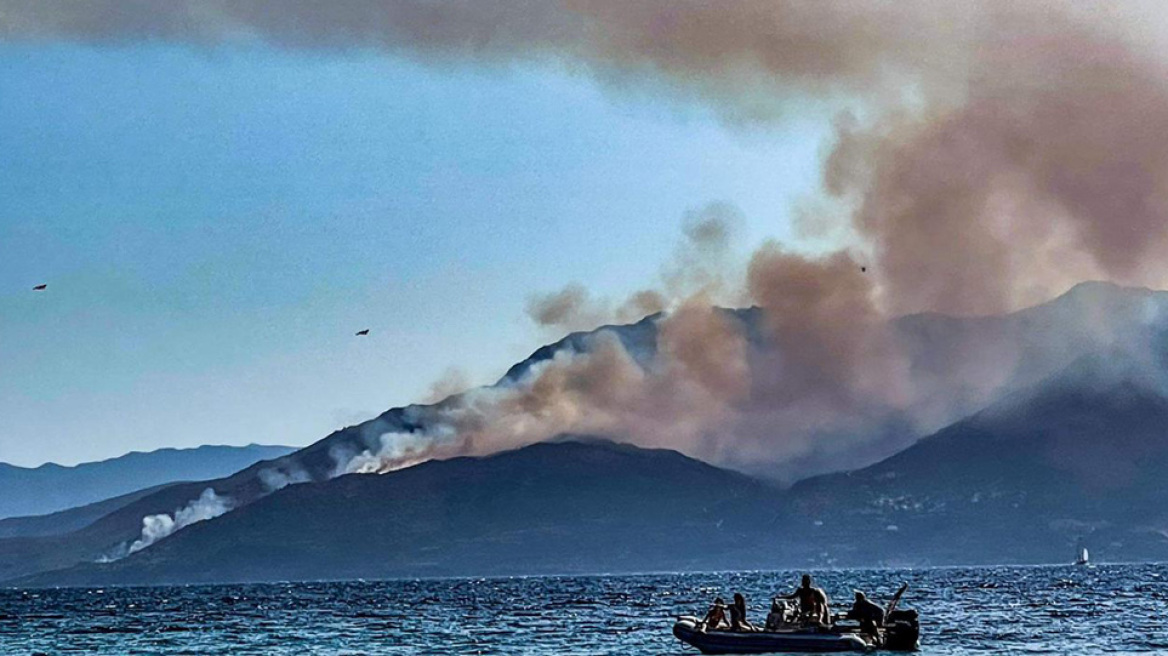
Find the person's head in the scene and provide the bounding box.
[714,597,725,606]
[854,591,866,602]
[801,574,812,588]
[734,593,745,605]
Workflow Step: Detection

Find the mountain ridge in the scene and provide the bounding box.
[23,363,1168,586]
[781,353,1168,566]
[17,438,783,586]
[9,281,1168,584]
[0,443,297,520]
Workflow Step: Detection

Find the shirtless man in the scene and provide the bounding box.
[779,574,832,626]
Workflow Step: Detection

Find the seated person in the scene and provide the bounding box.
[698,597,729,631]
[846,590,885,638]
[728,593,758,632]
[765,598,792,631]
[779,574,832,626]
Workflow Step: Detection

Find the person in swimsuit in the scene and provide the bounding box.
[728,593,758,632]
[698,597,729,631]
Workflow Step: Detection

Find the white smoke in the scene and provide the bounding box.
[333,430,440,476]
[126,488,232,555]
[258,466,311,492]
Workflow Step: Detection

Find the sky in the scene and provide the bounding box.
[0,42,830,466]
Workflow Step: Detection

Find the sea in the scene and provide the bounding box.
[2,564,1167,654]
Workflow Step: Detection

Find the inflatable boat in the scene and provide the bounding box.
[673,584,919,654]
[673,618,873,653]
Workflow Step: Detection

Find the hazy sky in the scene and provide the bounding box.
[0,43,828,466]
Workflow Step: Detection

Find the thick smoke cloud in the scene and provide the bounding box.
[6,1,1166,312]
[746,244,908,417]
[11,2,1168,477]
[339,298,755,473]
[334,211,918,477]
[827,19,1168,315]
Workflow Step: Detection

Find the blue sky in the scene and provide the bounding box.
[0,43,830,466]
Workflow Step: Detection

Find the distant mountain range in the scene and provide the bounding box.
[0,484,171,540]
[0,444,296,520]
[9,281,1168,586]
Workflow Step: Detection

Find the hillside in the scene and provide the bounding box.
[22,439,782,586]
[8,282,1168,584]
[782,357,1168,566]
[20,355,1168,585]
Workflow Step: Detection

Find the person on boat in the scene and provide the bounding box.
[698,597,729,631]
[845,590,885,639]
[779,574,832,626]
[765,598,787,631]
[728,593,758,632]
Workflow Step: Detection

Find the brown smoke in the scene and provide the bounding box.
[526,201,740,334]
[422,367,472,404]
[7,1,1167,312]
[525,284,669,335]
[13,1,1168,473]
[342,298,755,475]
[746,244,908,413]
[827,14,1168,315]
[346,232,918,478]
[525,284,605,335]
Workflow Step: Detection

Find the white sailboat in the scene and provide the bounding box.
[1074,546,1090,566]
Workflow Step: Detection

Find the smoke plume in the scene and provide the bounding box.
[422,367,473,404]
[7,1,1167,311]
[526,201,740,335]
[127,488,232,555]
[335,219,914,477]
[258,466,311,493]
[11,2,1168,475]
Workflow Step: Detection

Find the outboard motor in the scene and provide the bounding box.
[883,608,920,651]
[882,583,920,651]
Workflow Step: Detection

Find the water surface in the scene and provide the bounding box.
[3,564,1167,654]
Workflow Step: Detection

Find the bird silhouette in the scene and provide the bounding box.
[860,266,867,273]
[355,329,370,336]
[32,283,47,291]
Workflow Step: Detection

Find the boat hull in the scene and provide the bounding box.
[672,618,872,654]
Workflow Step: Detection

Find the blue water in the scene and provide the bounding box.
[3,564,1167,654]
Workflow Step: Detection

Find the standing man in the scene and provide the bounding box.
[779,574,832,626]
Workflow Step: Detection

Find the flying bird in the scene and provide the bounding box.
[860,266,867,273]
[32,283,47,291]
[355,329,370,336]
